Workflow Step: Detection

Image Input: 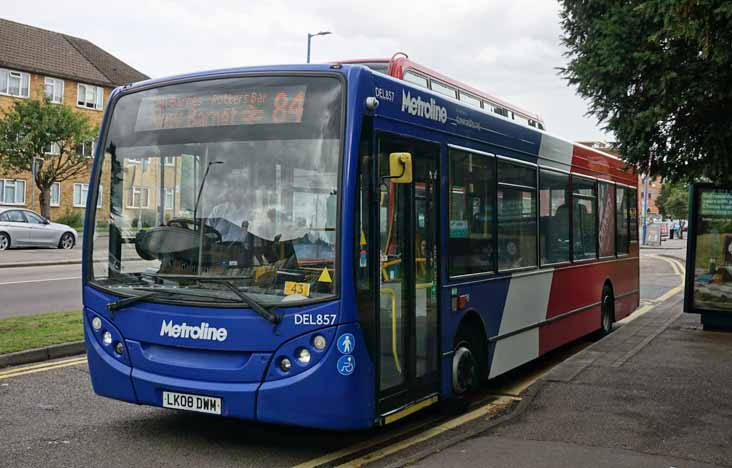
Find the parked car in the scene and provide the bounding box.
[0,208,78,250]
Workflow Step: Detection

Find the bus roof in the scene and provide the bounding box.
[335,54,545,128]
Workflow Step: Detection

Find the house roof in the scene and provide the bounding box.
[0,18,148,88]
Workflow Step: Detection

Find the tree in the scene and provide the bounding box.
[0,99,97,218]
[655,181,689,219]
[559,1,732,184]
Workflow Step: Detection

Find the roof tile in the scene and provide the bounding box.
[0,18,148,87]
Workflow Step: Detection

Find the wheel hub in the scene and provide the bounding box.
[452,346,476,395]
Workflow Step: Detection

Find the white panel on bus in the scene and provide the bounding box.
[489,270,554,378]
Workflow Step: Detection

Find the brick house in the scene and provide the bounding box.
[0,17,148,221]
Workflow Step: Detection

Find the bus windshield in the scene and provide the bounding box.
[88,75,342,306]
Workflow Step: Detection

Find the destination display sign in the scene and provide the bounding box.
[135,85,307,131]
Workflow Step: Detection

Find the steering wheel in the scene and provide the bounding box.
[166,217,222,243]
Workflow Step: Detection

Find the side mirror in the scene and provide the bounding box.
[387,152,413,184]
[43,218,50,224]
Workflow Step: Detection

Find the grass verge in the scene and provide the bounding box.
[0,310,83,354]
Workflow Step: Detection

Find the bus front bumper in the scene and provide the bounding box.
[85,317,375,429]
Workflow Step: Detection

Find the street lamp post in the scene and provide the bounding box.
[306,31,332,64]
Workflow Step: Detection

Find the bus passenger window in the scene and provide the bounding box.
[448,149,495,276]
[628,188,639,243]
[430,80,457,99]
[616,187,630,254]
[539,169,569,265]
[598,182,616,257]
[403,71,429,89]
[459,92,481,109]
[498,160,537,270]
[572,176,598,260]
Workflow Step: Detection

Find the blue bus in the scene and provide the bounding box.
[82,63,639,430]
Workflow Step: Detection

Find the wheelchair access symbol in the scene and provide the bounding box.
[337,333,355,354]
[337,355,355,376]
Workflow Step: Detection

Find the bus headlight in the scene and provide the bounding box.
[297,348,311,365]
[312,335,327,351]
[92,316,102,331]
[102,331,113,346]
[114,342,125,355]
[279,357,292,372]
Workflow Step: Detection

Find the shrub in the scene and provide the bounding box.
[55,209,84,229]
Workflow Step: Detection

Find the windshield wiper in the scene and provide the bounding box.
[205,279,280,324]
[116,273,281,325]
[108,291,167,315]
[106,288,231,316]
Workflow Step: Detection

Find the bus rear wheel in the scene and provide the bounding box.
[600,286,615,336]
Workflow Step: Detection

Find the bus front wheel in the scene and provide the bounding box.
[452,344,477,396]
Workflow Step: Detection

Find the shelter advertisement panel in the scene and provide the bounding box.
[685,185,732,315]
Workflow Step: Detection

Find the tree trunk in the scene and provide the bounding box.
[38,187,51,219]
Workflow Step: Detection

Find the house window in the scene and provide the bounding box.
[76,140,95,157]
[126,186,150,209]
[73,183,89,207]
[77,83,104,110]
[0,68,30,98]
[164,156,175,166]
[44,143,61,155]
[165,188,174,209]
[50,182,61,207]
[44,77,64,103]
[0,179,26,205]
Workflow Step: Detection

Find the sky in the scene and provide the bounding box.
[4,0,610,142]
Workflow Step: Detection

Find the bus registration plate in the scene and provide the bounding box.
[162,391,222,415]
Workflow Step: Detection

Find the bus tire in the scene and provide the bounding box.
[452,344,477,396]
[452,318,487,396]
[599,284,615,336]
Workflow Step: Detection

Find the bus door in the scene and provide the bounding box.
[375,133,440,419]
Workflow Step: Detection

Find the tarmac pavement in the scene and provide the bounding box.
[0,245,82,268]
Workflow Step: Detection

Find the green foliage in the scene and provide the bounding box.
[655,181,689,219]
[55,208,84,229]
[559,0,732,184]
[0,99,97,216]
[0,310,82,354]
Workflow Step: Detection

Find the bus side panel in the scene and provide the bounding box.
[539,258,640,355]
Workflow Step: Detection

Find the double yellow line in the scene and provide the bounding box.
[0,356,87,380]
